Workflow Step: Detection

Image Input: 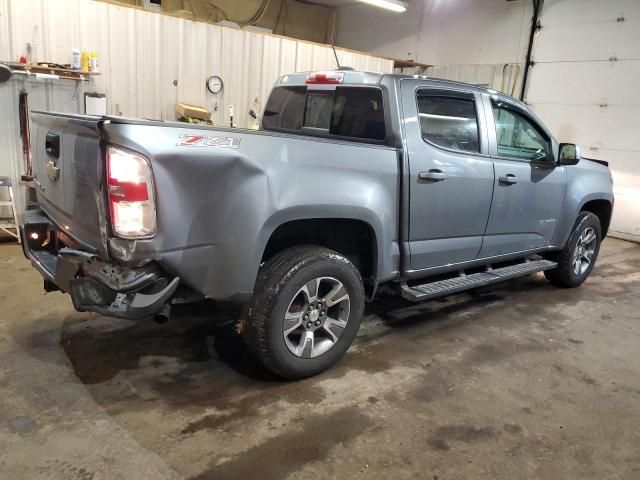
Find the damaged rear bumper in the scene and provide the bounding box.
[22,215,179,320]
[68,273,180,319]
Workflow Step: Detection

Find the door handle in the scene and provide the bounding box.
[419,169,447,182]
[499,174,518,185]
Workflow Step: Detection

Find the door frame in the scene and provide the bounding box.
[398,78,495,277]
[479,91,567,257]
[479,92,560,162]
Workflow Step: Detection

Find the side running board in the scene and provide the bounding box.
[401,259,557,302]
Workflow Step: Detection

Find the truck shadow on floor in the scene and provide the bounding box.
[50,272,611,433]
[59,275,557,388]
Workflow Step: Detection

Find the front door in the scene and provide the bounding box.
[401,81,494,272]
[479,95,566,258]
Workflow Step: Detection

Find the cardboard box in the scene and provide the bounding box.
[175,102,211,121]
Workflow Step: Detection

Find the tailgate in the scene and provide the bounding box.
[30,111,109,258]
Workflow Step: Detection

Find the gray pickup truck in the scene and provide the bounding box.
[23,70,613,378]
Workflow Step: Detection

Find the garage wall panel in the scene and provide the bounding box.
[260,35,284,111]
[532,104,640,154]
[537,0,640,26]
[177,18,210,111]
[78,0,111,97]
[0,0,11,60]
[336,0,424,62]
[602,149,640,239]
[527,61,640,106]
[533,20,640,63]
[219,27,248,128]
[241,32,265,128]
[527,0,640,241]
[107,5,138,115]
[311,44,335,71]
[202,24,222,124]
[279,39,298,76]
[159,14,180,121]
[135,10,163,119]
[337,0,531,66]
[295,42,314,72]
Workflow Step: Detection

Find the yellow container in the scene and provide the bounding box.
[81,50,89,72]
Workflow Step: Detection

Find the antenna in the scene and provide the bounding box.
[330,36,353,71]
[331,42,342,70]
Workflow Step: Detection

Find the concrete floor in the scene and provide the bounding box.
[1,238,639,479]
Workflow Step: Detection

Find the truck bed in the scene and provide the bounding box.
[27,112,400,301]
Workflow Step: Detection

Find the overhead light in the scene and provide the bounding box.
[355,0,407,13]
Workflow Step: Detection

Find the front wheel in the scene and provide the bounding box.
[544,211,602,288]
[241,246,365,379]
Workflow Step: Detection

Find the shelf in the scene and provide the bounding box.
[1,62,100,82]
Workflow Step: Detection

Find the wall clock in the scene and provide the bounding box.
[206,75,223,94]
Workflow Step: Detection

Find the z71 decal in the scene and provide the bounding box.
[177,134,241,149]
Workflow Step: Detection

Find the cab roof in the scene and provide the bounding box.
[276,69,526,108]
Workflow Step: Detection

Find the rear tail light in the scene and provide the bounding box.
[305,71,344,85]
[106,145,156,239]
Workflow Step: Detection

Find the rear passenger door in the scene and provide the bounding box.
[401,81,495,272]
[479,95,566,257]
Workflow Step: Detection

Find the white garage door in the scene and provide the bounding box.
[526,0,640,241]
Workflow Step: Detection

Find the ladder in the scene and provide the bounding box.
[0,177,21,243]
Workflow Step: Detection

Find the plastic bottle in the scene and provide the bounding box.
[89,52,98,72]
[72,48,81,70]
[81,49,89,72]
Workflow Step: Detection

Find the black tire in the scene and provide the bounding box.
[241,246,365,379]
[544,211,602,288]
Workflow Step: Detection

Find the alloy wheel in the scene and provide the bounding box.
[572,226,597,275]
[283,277,351,359]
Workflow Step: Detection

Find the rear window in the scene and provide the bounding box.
[262,86,386,141]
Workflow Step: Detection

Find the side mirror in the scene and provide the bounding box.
[558,143,581,165]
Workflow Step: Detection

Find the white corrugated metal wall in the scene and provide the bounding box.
[525,0,640,241]
[0,0,393,218]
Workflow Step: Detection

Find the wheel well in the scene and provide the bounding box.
[262,219,377,280]
[581,199,612,236]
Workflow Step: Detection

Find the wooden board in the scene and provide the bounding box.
[2,62,101,77]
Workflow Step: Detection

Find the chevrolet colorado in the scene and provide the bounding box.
[23,70,614,378]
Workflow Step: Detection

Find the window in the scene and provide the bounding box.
[304,90,334,130]
[330,87,386,140]
[262,86,306,130]
[262,86,386,141]
[491,101,550,161]
[417,94,480,153]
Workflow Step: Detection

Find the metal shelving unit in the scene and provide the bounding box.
[0,177,20,243]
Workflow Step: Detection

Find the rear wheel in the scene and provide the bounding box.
[241,246,365,379]
[544,211,602,288]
